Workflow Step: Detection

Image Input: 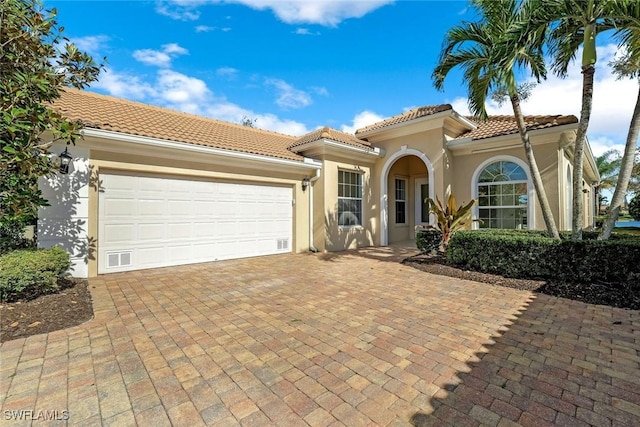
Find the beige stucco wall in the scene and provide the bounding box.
[451,140,561,230]
[320,156,377,251]
[85,147,313,277]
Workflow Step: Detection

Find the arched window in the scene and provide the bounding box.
[477,160,529,229]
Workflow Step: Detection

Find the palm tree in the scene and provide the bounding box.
[529,0,625,239]
[594,149,621,214]
[599,2,640,239]
[433,0,561,239]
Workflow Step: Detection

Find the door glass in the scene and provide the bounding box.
[421,184,429,223]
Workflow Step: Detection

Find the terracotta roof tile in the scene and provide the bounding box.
[290,127,371,150]
[459,115,578,140]
[355,104,453,134]
[52,88,303,161]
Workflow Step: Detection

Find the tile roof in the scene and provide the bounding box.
[355,104,453,134]
[290,127,371,151]
[459,115,578,141]
[52,88,303,161]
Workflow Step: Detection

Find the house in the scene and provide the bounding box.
[39,88,599,277]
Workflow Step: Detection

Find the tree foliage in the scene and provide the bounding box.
[630,193,640,221]
[594,149,621,212]
[427,194,478,249]
[597,1,640,239]
[630,148,640,196]
[0,0,102,247]
[432,0,561,239]
[240,116,257,128]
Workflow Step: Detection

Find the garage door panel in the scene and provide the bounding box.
[167,245,193,261]
[138,200,165,216]
[168,223,192,239]
[138,223,165,241]
[194,222,218,237]
[103,224,136,243]
[194,201,216,214]
[104,199,137,216]
[136,247,164,266]
[99,174,293,273]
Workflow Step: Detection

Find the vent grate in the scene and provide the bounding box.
[277,239,289,250]
[107,251,133,268]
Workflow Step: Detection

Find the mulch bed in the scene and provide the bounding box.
[0,278,94,343]
[403,253,640,311]
[1,253,637,343]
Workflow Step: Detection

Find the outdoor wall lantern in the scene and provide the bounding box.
[302,177,310,191]
[58,147,73,175]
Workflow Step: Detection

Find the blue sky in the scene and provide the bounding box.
[50,0,637,158]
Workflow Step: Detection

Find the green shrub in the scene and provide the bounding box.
[416,229,443,253]
[0,247,70,302]
[630,194,640,221]
[447,230,640,289]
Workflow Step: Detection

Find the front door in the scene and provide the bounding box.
[415,178,430,227]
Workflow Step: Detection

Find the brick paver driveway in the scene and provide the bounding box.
[1,247,639,426]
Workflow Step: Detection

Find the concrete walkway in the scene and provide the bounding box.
[1,248,638,426]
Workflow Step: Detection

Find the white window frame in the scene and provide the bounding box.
[471,156,534,230]
[394,177,407,224]
[338,170,363,227]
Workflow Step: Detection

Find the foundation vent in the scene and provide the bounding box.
[277,239,289,250]
[107,251,133,268]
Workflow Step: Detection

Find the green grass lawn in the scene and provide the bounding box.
[614,227,640,237]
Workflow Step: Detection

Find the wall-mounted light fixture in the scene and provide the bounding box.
[59,147,73,174]
[301,177,310,191]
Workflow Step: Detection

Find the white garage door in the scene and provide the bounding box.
[98,173,293,273]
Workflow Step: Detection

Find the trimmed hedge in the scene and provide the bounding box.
[447,230,640,288]
[0,247,70,302]
[630,193,640,221]
[416,229,443,253]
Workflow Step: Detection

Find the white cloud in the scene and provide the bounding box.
[165,0,392,26]
[341,110,385,134]
[157,70,210,105]
[447,44,638,147]
[588,136,626,158]
[70,35,110,56]
[216,67,239,79]
[92,68,157,100]
[233,0,393,26]
[295,28,320,36]
[311,86,329,96]
[265,78,312,109]
[156,2,200,20]
[204,102,309,135]
[195,25,215,32]
[93,68,309,135]
[162,43,188,55]
[133,43,188,68]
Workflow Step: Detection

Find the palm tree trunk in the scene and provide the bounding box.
[510,94,560,239]
[572,65,596,239]
[598,84,640,240]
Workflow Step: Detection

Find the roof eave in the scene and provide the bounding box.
[82,128,322,170]
[355,109,454,138]
[290,138,384,157]
[447,122,580,151]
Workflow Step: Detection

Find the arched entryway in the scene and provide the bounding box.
[380,148,434,246]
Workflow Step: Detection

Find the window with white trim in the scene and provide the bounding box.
[338,170,362,226]
[477,160,528,229]
[395,178,407,224]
